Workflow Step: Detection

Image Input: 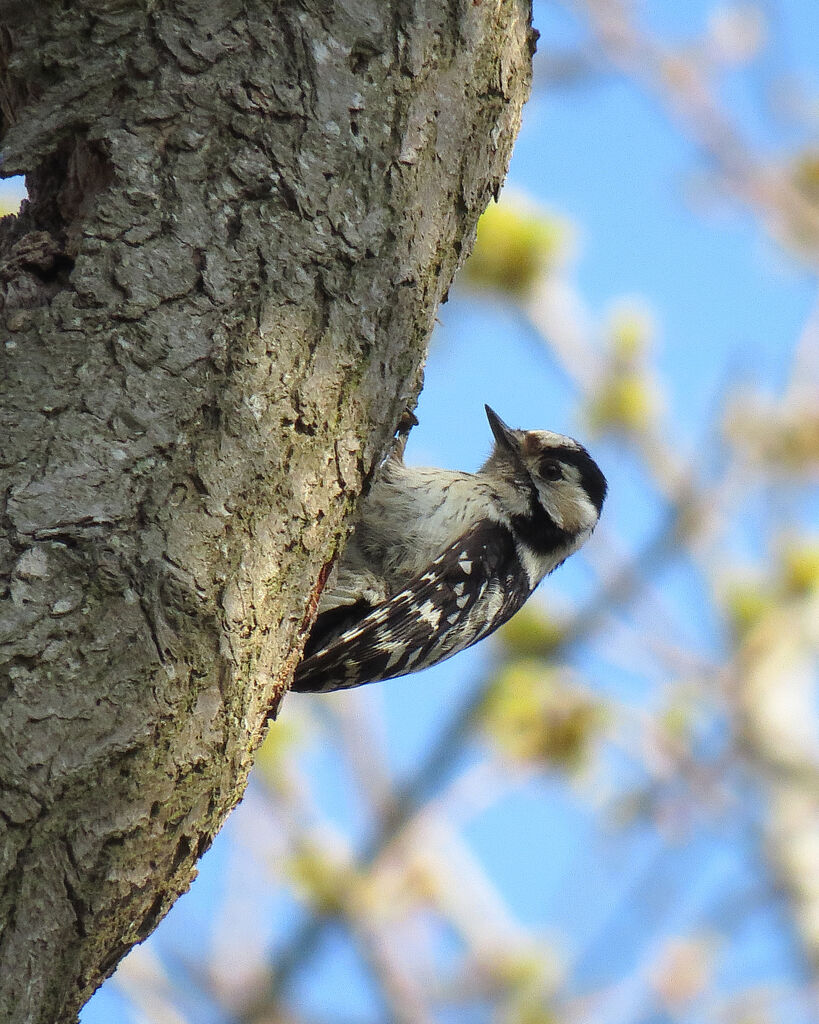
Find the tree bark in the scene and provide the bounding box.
[0,1,534,1021]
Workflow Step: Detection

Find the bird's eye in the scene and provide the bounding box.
[539,458,563,481]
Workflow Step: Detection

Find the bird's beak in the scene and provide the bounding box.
[484,405,520,454]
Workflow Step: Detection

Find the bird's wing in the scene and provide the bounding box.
[292,520,530,693]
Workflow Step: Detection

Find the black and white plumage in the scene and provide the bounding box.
[292,406,607,694]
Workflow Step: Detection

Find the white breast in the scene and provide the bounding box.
[347,462,504,589]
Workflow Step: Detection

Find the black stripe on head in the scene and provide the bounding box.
[510,495,573,557]
[541,444,608,514]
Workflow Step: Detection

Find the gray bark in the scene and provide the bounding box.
[0,1,534,1021]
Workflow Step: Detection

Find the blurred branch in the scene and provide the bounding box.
[734,590,819,970]
[566,0,819,262]
[113,947,193,1024]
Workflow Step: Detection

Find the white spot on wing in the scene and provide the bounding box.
[418,599,441,628]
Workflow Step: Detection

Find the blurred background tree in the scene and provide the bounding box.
[2,1,813,1021]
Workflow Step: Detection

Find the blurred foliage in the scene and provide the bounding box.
[724,575,777,639]
[286,842,357,916]
[724,535,819,637]
[588,304,661,434]
[726,394,819,471]
[495,603,565,659]
[480,661,604,770]
[792,151,819,206]
[782,538,819,594]
[588,368,657,434]
[255,717,301,781]
[503,1005,559,1024]
[464,196,569,297]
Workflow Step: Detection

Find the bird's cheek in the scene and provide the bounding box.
[553,486,595,534]
[539,490,565,530]
[560,494,598,535]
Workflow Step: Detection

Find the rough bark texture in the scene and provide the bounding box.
[0,2,534,1021]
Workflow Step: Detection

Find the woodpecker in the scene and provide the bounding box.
[292,406,606,693]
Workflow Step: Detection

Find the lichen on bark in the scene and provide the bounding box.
[0,1,535,1021]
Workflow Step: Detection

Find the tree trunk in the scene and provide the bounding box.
[0,1,534,1021]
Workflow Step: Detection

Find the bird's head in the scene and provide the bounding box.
[481,405,607,541]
